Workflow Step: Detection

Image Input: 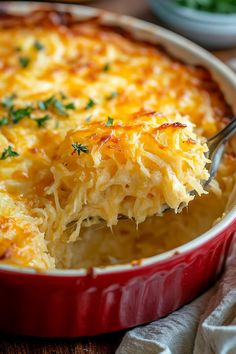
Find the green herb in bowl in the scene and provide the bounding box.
[177,0,236,13]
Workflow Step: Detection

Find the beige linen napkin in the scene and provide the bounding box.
[116,238,236,354]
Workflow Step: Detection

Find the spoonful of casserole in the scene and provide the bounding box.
[48,110,235,242]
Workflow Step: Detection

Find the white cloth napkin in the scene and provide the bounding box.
[116,238,236,354]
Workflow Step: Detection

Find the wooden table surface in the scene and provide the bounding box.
[1,1,235,353]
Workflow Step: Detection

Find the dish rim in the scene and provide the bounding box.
[0,1,235,277]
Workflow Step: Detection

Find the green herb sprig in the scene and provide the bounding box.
[0,93,75,128]
[38,96,76,116]
[106,91,118,100]
[85,98,96,110]
[0,118,8,126]
[103,63,111,72]
[105,116,114,126]
[10,106,33,124]
[33,40,44,51]
[34,115,50,127]
[72,143,89,156]
[19,56,30,68]
[0,146,19,160]
[2,94,17,109]
[85,115,92,122]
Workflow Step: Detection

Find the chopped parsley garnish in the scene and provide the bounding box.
[103,63,110,72]
[65,102,76,110]
[105,116,114,126]
[10,106,33,124]
[60,92,67,100]
[0,117,8,126]
[0,95,33,125]
[53,99,68,116]
[85,115,92,122]
[38,96,75,116]
[106,91,118,100]
[19,56,30,68]
[38,96,54,111]
[85,98,96,110]
[2,94,16,109]
[33,40,44,51]
[38,101,47,111]
[0,93,76,127]
[0,146,19,160]
[0,93,75,127]
[34,115,50,127]
[72,143,89,156]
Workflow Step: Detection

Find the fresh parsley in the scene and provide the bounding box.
[34,115,50,127]
[65,102,76,110]
[60,92,67,100]
[103,63,110,72]
[85,115,92,122]
[85,98,96,110]
[0,95,33,125]
[19,56,30,68]
[38,96,54,111]
[10,106,33,124]
[72,143,89,156]
[2,94,16,109]
[0,146,19,160]
[53,99,68,116]
[33,40,44,51]
[105,116,114,126]
[106,91,118,100]
[38,96,75,116]
[0,117,9,126]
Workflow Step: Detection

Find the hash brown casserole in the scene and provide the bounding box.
[0,10,235,270]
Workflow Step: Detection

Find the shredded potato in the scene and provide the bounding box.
[51,112,209,242]
[0,10,235,270]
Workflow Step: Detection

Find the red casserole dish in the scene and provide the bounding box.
[0,2,235,337]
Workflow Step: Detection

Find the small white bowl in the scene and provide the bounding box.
[148,0,236,49]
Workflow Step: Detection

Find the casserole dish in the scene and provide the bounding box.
[0,2,235,337]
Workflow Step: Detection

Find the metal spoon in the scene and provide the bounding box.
[205,116,236,186]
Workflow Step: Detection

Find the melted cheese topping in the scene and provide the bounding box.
[0,10,235,270]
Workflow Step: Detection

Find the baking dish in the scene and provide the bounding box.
[0,1,235,337]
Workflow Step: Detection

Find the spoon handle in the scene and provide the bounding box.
[205,117,236,186]
[208,117,236,153]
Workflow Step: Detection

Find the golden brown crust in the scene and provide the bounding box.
[0,8,230,118]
